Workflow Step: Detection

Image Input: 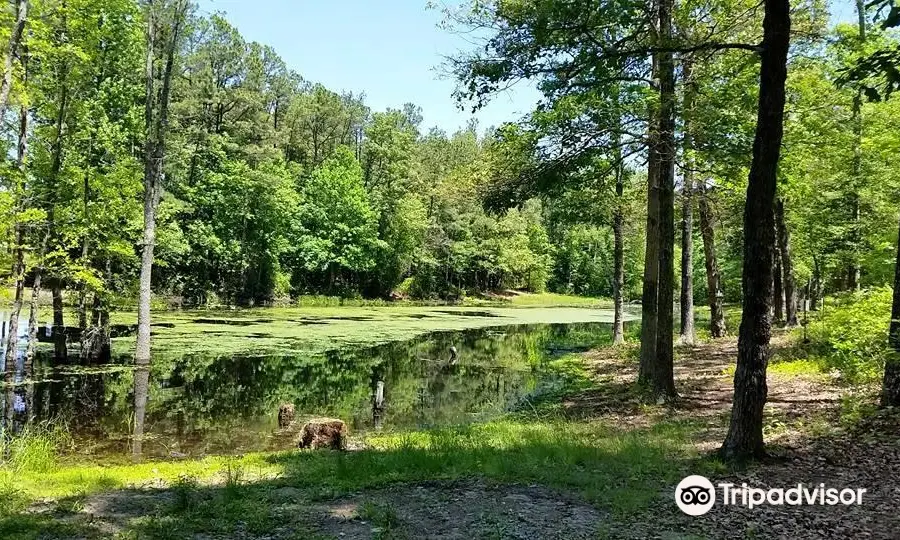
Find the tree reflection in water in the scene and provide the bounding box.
[1,321,615,461]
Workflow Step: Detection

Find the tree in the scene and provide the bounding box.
[0,0,26,120]
[885,215,900,405]
[293,146,382,291]
[840,0,900,405]
[678,57,697,346]
[3,105,28,370]
[776,197,799,326]
[2,0,29,369]
[135,0,189,369]
[720,0,792,460]
[649,0,678,400]
[698,180,727,337]
[847,0,868,290]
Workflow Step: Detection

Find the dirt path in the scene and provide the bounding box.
[574,332,899,539]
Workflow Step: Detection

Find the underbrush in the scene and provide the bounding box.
[805,288,893,384]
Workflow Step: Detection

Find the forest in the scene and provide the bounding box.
[1,0,899,537]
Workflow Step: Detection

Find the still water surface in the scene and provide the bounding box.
[1,317,614,461]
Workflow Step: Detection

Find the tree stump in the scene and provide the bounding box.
[278,403,295,428]
[297,418,348,450]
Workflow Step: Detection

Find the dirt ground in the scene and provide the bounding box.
[573,333,900,539]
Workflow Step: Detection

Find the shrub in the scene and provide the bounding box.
[807,288,893,383]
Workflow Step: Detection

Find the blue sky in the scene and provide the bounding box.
[196,0,540,134]
[197,0,858,134]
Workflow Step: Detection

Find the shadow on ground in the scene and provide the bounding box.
[3,330,897,539]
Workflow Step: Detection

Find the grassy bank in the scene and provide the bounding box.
[0,351,718,539]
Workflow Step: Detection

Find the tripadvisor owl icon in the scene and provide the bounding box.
[676,475,716,516]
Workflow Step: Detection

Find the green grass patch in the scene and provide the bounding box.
[495,292,612,308]
[0,407,718,537]
[768,357,826,377]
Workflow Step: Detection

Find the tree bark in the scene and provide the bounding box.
[78,166,91,331]
[776,198,798,326]
[613,162,626,345]
[0,0,27,121]
[773,236,784,324]
[650,0,677,400]
[678,58,696,346]
[720,0,790,461]
[136,0,159,370]
[25,230,48,369]
[698,181,727,337]
[52,285,66,360]
[612,92,627,346]
[811,254,821,310]
[639,76,661,384]
[3,105,29,370]
[3,224,25,370]
[881,213,900,406]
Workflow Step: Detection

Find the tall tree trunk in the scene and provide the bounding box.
[639,94,661,384]
[639,5,663,386]
[77,163,91,331]
[3,105,29,370]
[135,0,185,370]
[720,0,791,460]
[136,0,159,371]
[881,213,900,406]
[0,0,27,121]
[679,58,696,346]
[3,224,24,370]
[776,198,798,326]
[613,165,626,346]
[848,0,867,292]
[43,32,69,361]
[698,181,727,337]
[773,237,784,324]
[810,254,821,310]
[611,93,627,345]
[650,0,677,400]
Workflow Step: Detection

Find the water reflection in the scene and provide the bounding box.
[132,367,150,460]
[1,321,614,461]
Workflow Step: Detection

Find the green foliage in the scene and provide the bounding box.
[294,147,383,289]
[808,288,895,382]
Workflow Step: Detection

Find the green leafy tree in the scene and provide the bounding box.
[293,147,383,292]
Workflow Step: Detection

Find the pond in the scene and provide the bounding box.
[1,312,622,462]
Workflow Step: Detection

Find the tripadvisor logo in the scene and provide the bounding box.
[676,475,716,516]
[675,475,867,516]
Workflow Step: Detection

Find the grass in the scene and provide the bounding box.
[0,416,714,538]
[472,291,613,308]
[0,422,71,474]
[0,349,721,538]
